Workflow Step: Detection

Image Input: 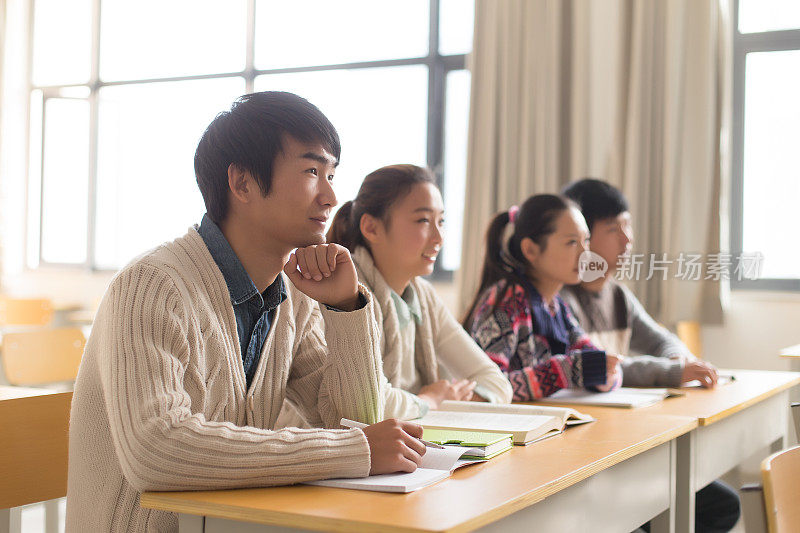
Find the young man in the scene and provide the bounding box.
[66,92,425,531]
[561,178,739,532]
[561,178,719,388]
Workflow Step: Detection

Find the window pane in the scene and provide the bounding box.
[742,51,800,279]
[41,99,90,264]
[442,70,470,271]
[254,0,429,69]
[27,91,44,267]
[254,66,428,209]
[32,0,91,85]
[100,0,247,81]
[95,77,245,269]
[739,0,800,33]
[439,0,475,55]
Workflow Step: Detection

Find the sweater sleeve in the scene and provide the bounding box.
[286,284,387,428]
[469,285,605,401]
[98,265,371,493]
[622,284,695,360]
[431,291,512,404]
[621,355,684,387]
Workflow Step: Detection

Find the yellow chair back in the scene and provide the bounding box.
[1,328,86,385]
[0,297,53,326]
[676,320,703,359]
[0,391,72,508]
[762,445,800,533]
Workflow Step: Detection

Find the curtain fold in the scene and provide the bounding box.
[457,0,731,326]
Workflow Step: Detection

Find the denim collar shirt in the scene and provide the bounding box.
[197,214,287,390]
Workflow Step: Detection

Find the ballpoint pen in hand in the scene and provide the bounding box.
[340,418,444,449]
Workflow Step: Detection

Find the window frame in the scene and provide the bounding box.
[26,0,468,280]
[731,0,800,291]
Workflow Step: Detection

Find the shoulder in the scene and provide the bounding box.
[475,281,529,318]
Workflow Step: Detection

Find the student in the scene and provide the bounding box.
[66,92,426,532]
[561,178,739,533]
[326,164,512,418]
[560,178,719,388]
[463,194,622,401]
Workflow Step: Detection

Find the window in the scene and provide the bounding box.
[24,0,473,274]
[732,0,800,290]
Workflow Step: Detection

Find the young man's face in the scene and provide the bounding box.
[589,211,633,274]
[247,135,338,251]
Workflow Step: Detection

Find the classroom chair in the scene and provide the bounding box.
[0,391,72,533]
[676,320,703,359]
[0,298,53,328]
[740,433,800,533]
[1,328,85,387]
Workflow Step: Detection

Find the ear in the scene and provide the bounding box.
[227,163,252,205]
[519,237,541,265]
[359,213,384,245]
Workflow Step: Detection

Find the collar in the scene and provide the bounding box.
[197,214,287,307]
[390,285,422,330]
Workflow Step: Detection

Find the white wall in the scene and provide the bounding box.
[703,291,800,371]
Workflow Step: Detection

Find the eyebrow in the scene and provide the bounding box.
[301,152,339,168]
[412,207,444,214]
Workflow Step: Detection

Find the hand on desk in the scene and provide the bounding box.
[362,419,426,475]
[418,379,476,409]
[682,360,719,388]
[595,354,624,392]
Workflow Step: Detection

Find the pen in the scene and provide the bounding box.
[340,418,444,449]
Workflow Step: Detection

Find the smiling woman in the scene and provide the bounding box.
[326,164,513,420]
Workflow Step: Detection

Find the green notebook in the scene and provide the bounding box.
[422,429,513,460]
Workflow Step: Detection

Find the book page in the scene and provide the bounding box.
[537,388,667,408]
[419,410,557,433]
[419,445,470,471]
[438,400,594,424]
[306,468,450,493]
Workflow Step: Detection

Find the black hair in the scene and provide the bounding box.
[561,178,629,232]
[462,194,576,328]
[327,164,437,252]
[194,91,341,223]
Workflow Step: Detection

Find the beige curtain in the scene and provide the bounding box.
[457,0,731,326]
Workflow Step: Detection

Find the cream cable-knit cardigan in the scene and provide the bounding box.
[353,247,512,419]
[66,229,386,532]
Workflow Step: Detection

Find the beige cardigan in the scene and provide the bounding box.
[66,229,385,532]
[353,247,512,419]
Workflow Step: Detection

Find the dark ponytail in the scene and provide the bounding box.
[462,194,577,328]
[327,200,357,251]
[326,164,437,252]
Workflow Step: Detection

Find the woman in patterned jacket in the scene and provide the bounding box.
[463,194,623,401]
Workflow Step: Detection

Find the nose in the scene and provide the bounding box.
[319,176,337,208]
[622,226,633,248]
[432,221,444,246]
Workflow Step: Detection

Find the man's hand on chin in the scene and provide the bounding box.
[283,244,360,311]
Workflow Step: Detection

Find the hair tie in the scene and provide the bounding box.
[508,205,520,224]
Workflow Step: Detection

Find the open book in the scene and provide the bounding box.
[418,403,575,445]
[305,445,483,493]
[437,400,596,427]
[537,387,685,408]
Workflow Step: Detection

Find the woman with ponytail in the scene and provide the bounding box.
[463,194,623,401]
[327,164,512,419]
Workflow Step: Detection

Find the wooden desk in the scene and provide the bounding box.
[0,386,72,533]
[546,369,800,533]
[779,344,800,358]
[141,411,696,533]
